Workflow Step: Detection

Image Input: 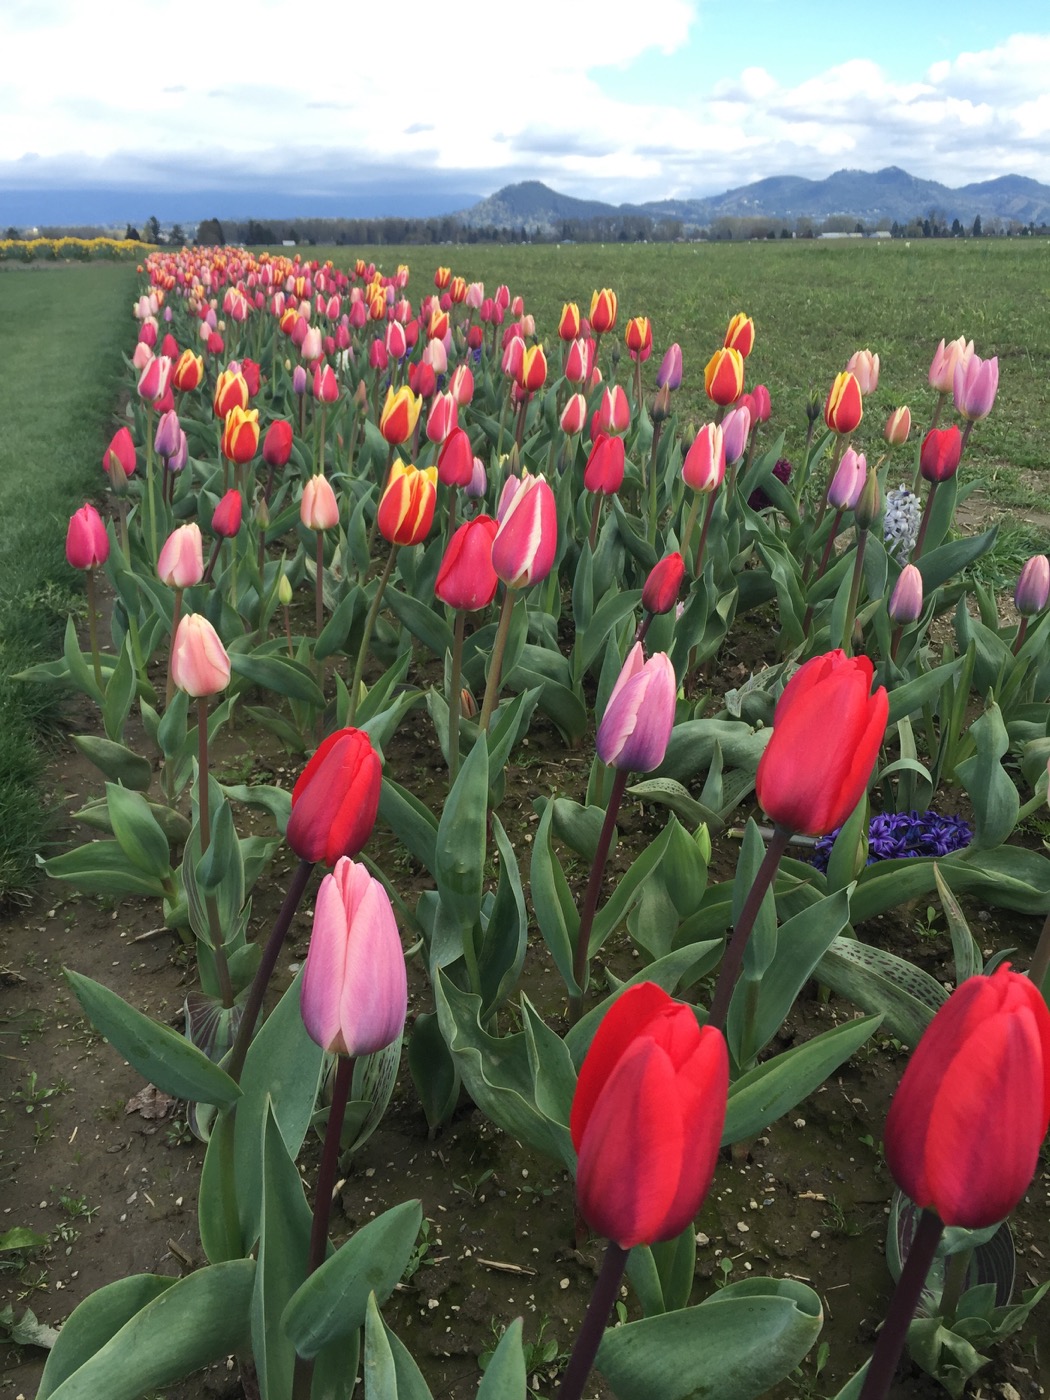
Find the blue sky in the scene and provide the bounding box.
[1,0,1048,222]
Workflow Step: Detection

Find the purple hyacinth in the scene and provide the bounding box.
[811,809,972,873]
[748,456,792,511]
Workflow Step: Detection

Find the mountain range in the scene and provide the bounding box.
[459,167,1050,233]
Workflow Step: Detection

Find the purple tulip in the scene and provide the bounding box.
[1015,555,1050,617]
[656,343,683,391]
[889,564,924,624]
[953,353,999,422]
[827,447,867,510]
[596,643,676,772]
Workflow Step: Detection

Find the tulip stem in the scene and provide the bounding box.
[315,529,325,643]
[858,1208,944,1400]
[647,419,664,543]
[448,610,466,786]
[680,492,702,558]
[165,587,183,710]
[292,1053,354,1400]
[347,544,398,725]
[226,857,315,1084]
[707,824,791,1033]
[478,586,517,734]
[693,491,718,577]
[588,494,602,551]
[1030,909,1050,999]
[197,698,235,1010]
[555,1239,628,1400]
[85,569,103,691]
[569,768,630,1023]
[840,527,869,656]
[912,480,938,561]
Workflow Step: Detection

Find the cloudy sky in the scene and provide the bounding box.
[2,0,1048,222]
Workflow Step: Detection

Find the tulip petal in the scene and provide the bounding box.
[300,872,349,1053]
[570,983,672,1151]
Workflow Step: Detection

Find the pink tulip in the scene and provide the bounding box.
[491,472,557,588]
[721,404,752,465]
[426,391,458,445]
[597,384,630,436]
[65,503,109,570]
[928,336,974,394]
[157,523,204,587]
[596,643,677,772]
[301,474,340,531]
[846,349,880,395]
[170,613,231,696]
[827,447,867,510]
[953,353,999,422]
[681,423,725,493]
[300,857,407,1057]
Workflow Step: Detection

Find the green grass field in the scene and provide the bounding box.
[1,239,1047,896]
[0,261,137,896]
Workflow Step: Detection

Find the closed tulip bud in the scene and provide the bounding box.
[502,334,526,382]
[428,307,450,341]
[624,315,652,361]
[168,429,188,474]
[919,425,963,483]
[379,385,422,446]
[657,343,683,391]
[888,564,924,624]
[448,275,467,304]
[651,383,672,424]
[564,337,591,385]
[681,423,725,493]
[703,346,745,406]
[132,340,154,371]
[221,406,260,464]
[408,361,436,401]
[853,467,881,532]
[154,409,182,460]
[823,371,863,434]
[571,982,728,1249]
[884,964,1050,1229]
[426,392,458,445]
[300,857,407,1057]
[157,526,204,590]
[369,340,389,373]
[756,649,888,836]
[170,613,231,697]
[213,369,249,418]
[292,365,308,396]
[491,471,557,588]
[65,503,109,570]
[642,553,685,616]
[559,302,581,341]
[720,404,751,465]
[827,446,867,510]
[377,461,438,546]
[137,354,172,404]
[312,363,339,402]
[929,336,974,394]
[589,288,618,334]
[437,426,474,488]
[884,406,911,446]
[435,515,500,611]
[385,321,408,360]
[278,572,293,606]
[560,392,588,437]
[597,384,630,436]
[212,488,243,539]
[301,474,340,532]
[172,348,204,392]
[518,343,547,394]
[263,419,294,469]
[584,433,626,496]
[423,337,448,376]
[103,426,137,478]
[449,363,474,407]
[434,266,451,289]
[494,284,511,311]
[723,313,754,357]
[301,325,323,362]
[845,348,879,395]
[240,358,261,397]
[286,727,383,866]
[1015,555,1050,617]
[953,353,999,422]
[596,643,677,772]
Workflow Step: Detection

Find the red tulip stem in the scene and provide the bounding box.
[811,435,845,530]
[85,568,103,691]
[912,480,939,561]
[555,1239,629,1400]
[347,544,398,725]
[478,586,518,734]
[197,697,235,1009]
[1012,616,1029,657]
[707,824,792,1033]
[201,536,222,585]
[448,610,466,787]
[858,1208,944,1400]
[292,1052,355,1400]
[226,857,315,1084]
[569,767,630,1023]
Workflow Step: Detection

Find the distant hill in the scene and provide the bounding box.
[456,167,1050,233]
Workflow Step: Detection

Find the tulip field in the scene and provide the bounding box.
[3,239,1050,1400]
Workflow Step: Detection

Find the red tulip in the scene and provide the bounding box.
[437,427,474,488]
[723,313,754,357]
[703,347,744,406]
[755,649,888,836]
[919,425,963,483]
[642,553,685,615]
[286,728,382,866]
[103,427,137,478]
[172,349,204,393]
[823,371,863,434]
[571,982,728,1248]
[435,516,500,611]
[491,472,557,588]
[589,288,618,335]
[377,462,438,546]
[559,302,581,341]
[212,488,243,539]
[379,386,422,446]
[65,503,109,570]
[624,316,652,361]
[681,423,725,493]
[221,406,259,464]
[312,363,339,403]
[263,420,294,469]
[584,433,625,495]
[884,965,1050,1228]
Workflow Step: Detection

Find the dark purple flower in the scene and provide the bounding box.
[748,457,792,511]
[811,809,972,873]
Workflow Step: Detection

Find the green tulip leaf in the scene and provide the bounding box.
[596,1277,823,1400]
[71,734,153,790]
[229,651,325,705]
[44,840,168,899]
[363,1293,436,1400]
[477,1317,528,1399]
[64,969,240,1107]
[815,937,945,1045]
